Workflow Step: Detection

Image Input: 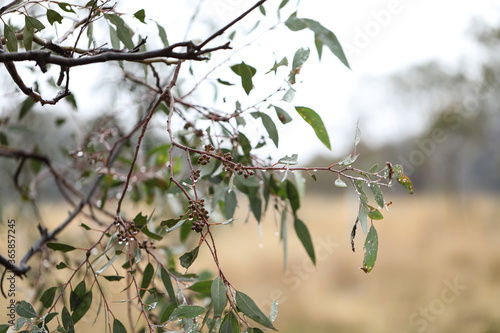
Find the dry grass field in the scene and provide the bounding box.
[2,192,500,332]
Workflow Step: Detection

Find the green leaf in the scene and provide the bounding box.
[295,106,331,150]
[220,311,240,333]
[353,180,368,205]
[47,242,76,253]
[4,23,17,52]
[180,246,200,269]
[71,291,92,324]
[113,319,127,333]
[217,78,235,86]
[156,22,169,47]
[286,181,300,215]
[212,276,227,318]
[231,62,257,95]
[367,206,383,220]
[0,324,10,333]
[40,287,57,308]
[108,24,120,49]
[266,57,288,75]
[397,173,414,194]
[235,291,275,329]
[0,132,8,146]
[188,280,212,294]
[56,262,67,269]
[249,189,262,222]
[361,225,378,273]
[358,203,368,234]
[169,305,206,320]
[279,0,290,9]
[58,3,75,13]
[141,226,163,240]
[44,312,58,324]
[160,303,176,323]
[16,301,38,318]
[140,263,154,298]
[134,9,146,23]
[24,19,34,51]
[294,218,316,264]
[369,183,385,208]
[61,306,74,333]
[103,275,125,281]
[369,163,379,173]
[238,132,252,156]
[14,317,26,331]
[46,9,63,25]
[259,4,266,15]
[105,14,135,49]
[224,190,237,219]
[273,106,292,124]
[285,13,350,68]
[289,47,310,83]
[252,112,279,148]
[19,97,35,120]
[133,212,148,228]
[160,267,179,306]
[280,209,288,269]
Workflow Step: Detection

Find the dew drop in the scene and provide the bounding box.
[262,169,267,173]
[313,168,318,172]
[279,170,285,173]
[118,241,123,245]
[77,151,83,157]
[259,180,264,185]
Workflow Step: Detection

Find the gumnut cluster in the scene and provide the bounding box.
[198,144,215,165]
[189,198,209,232]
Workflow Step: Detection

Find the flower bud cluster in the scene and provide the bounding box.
[198,144,215,165]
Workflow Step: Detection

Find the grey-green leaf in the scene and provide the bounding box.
[4,24,17,52]
[295,106,331,150]
[294,218,315,264]
[15,301,38,318]
[369,183,385,208]
[40,287,57,308]
[235,291,275,329]
[273,106,292,124]
[160,267,179,306]
[47,242,76,253]
[105,14,134,49]
[211,276,227,318]
[61,306,74,333]
[169,305,206,320]
[361,225,378,273]
[231,62,256,95]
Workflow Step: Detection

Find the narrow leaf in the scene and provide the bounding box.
[47,242,76,253]
[140,263,154,298]
[369,183,385,208]
[235,291,275,329]
[105,14,134,49]
[361,225,378,273]
[211,276,227,318]
[61,306,74,333]
[160,267,178,306]
[4,24,17,52]
[294,218,316,264]
[286,181,300,215]
[269,300,278,323]
[295,106,331,150]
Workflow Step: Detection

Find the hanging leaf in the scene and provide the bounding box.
[249,189,262,222]
[134,9,146,23]
[337,153,359,166]
[350,218,358,252]
[140,263,154,298]
[361,225,378,273]
[211,276,227,318]
[286,180,300,215]
[294,218,315,264]
[251,112,279,148]
[235,291,275,329]
[289,47,310,83]
[105,14,135,49]
[295,106,331,150]
[40,287,57,308]
[47,242,76,253]
[273,106,293,124]
[281,208,288,269]
[358,203,368,234]
[277,154,298,165]
[266,57,288,75]
[282,88,295,102]
[4,23,17,52]
[269,300,279,323]
[113,319,127,333]
[231,62,257,95]
[220,311,240,333]
[71,291,92,324]
[285,13,350,68]
[61,306,74,333]
[46,9,64,25]
[225,190,237,219]
[15,301,38,318]
[398,174,414,194]
[160,267,179,306]
[369,183,385,208]
[156,22,169,47]
[180,246,200,269]
[367,206,383,220]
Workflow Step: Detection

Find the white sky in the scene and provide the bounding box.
[1,0,496,163]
